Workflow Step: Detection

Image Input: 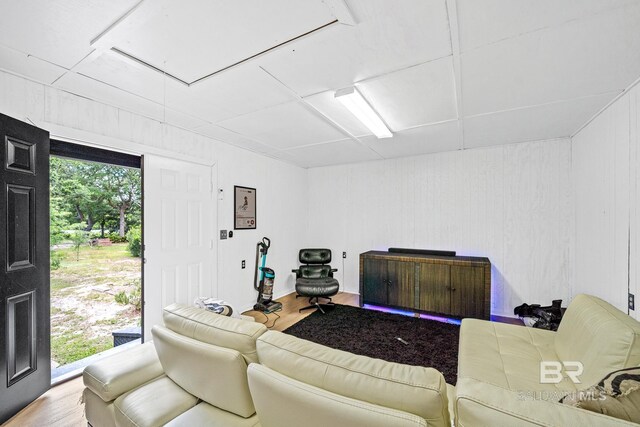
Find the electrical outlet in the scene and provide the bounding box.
[241,260,246,269]
[343,251,347,259]
[629,293,635,311]
[220,230,227,240]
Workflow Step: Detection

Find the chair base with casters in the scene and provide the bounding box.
[297,295,335,314]
[292,249,340,314]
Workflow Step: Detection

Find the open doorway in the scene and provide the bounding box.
[49,141,142,383]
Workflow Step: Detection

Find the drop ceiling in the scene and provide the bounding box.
[0,0,639,168]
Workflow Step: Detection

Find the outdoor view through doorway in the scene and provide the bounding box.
[49,154,142,382]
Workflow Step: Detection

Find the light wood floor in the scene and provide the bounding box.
[242,291,359,330]
[2,374,86,427]
[1,291,359,427]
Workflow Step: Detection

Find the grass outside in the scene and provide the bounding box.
[50,243,141,366]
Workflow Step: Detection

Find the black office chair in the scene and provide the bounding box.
[292,249,339,313]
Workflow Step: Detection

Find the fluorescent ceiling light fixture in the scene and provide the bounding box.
[335,87,392,138]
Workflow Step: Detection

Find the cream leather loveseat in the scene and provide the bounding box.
[454,294,640,426]
[83,303,451,427]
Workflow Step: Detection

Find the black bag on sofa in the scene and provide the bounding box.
[514,299,565,331]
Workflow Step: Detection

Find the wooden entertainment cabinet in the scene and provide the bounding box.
[359,251,491,320]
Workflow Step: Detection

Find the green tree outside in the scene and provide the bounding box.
[50,157,141,246]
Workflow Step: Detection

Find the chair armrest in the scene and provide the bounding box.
[330,268,338,273]
[83,341,164,402]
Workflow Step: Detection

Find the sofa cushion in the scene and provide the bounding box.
[165,402,261,427]
[458,318,576,394]
[256,330,449,426]
[152,325,255,418]
[248,363,428,427]
[555,294,640,386]
[83,341,164,402]
[113,375,197,427]
[162,303,267,364]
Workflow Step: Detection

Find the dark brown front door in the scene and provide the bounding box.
[0,113,50,423]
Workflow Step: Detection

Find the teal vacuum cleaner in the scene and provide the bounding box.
[253,237,282,313]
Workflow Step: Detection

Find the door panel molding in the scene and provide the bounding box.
[5,136,36,175]
[6,184,35,271]
[6,291,37,386]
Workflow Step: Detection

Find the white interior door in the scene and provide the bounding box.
[143,154,216,340]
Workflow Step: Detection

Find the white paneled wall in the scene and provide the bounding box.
[572,85,640,318]
[214,142,308,312]
[0,69,308,314]
[631,86,640,320]
[3,63,639,320]
[307,139,573,317]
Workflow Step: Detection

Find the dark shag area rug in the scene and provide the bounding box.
[283,304,460,384]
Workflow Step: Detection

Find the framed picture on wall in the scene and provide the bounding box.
[234,186,256,229]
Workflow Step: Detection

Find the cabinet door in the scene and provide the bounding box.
[362,258,388,305]
[387,261,415,308]
[418,264,451,314]
[451,266,485,318]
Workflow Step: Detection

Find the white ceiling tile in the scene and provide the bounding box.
[457,0,636,52]
[257,0,452,96]
[0,44,66,84]
[303,90,372,137]
[76,52,295,124]
[461,3,640,116]
[167,65,296,121]
[463,93,618,149]
[194,124,274,154]
[216,101,347,150]
[2,0,637,167]
[357,57,457,131]
[109,0,335,83]
[283,139,382,168]
[362,121,462,158]
[54,71,209,131]
[260,149,305,167]
[75,50,169,105]
[0,0,137,68]
[163,109,209,131]
[54,71,165,120]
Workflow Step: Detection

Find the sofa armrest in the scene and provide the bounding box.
[83,341,164,402]
[455,377,638,427]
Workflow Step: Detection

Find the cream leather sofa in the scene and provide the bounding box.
[249,329,451,427]
[85,294,640,427]
[83,303,267,427]
[83,303,451,427]
[454,294,640,426]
